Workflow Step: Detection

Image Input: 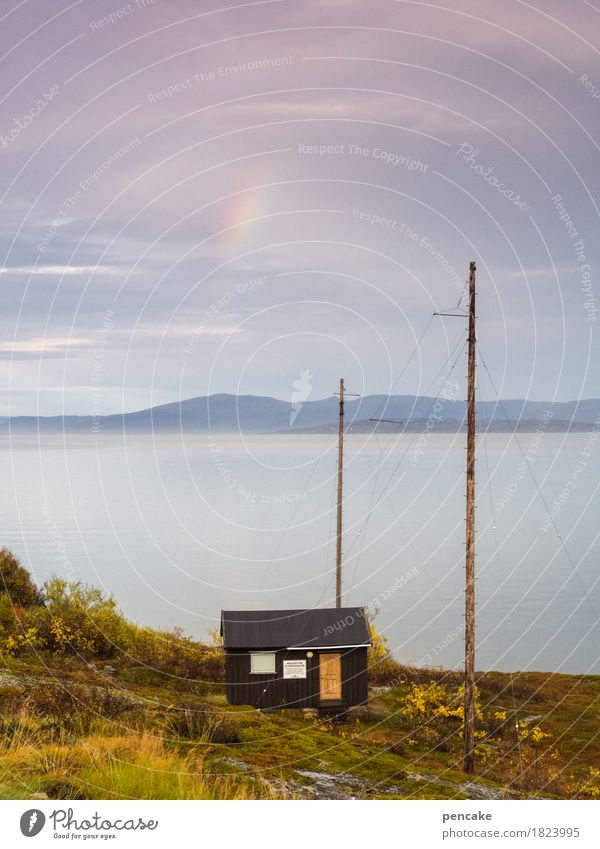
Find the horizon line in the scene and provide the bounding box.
[2,390,600,421]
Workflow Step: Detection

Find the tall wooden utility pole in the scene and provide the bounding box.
[335,378,345,608]
[463,260,477,774]
[333,379,359,608]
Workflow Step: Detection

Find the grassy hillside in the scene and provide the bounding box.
[1,654,598,801]
[1,551,598,800]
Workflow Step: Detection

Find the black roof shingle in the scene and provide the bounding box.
[220,607,371,649]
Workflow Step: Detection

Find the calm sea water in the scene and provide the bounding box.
[1,432,599,674]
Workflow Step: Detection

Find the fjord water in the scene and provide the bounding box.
[1,432,598,674]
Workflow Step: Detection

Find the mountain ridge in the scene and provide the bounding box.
[0,393,599,433]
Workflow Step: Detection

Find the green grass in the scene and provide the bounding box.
[1,656,599,800]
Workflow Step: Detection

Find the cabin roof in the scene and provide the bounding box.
[220,607,372,649]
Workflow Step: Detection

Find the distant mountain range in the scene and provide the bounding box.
[0,394,599,434]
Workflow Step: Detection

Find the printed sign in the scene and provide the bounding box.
[283,659,307,679]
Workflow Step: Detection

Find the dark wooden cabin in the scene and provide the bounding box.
[220,607,372,712]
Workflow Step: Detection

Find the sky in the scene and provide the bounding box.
[1,0,600,416]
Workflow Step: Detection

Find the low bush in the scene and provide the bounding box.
[24,684,138,733]
[128,625,224,682]
[367,621,405,686]
[164,702,239,744]
[0,549,43,607]
[25,579,128,658]
[349,702,389,724]
[0,551,225,683]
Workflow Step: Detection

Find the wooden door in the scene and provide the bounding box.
[319,653,342,700]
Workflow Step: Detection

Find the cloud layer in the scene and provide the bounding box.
[1,0,599,414]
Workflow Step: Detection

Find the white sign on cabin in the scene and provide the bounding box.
[283,659,307,679]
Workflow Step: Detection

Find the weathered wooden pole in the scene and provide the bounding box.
[336,377,345,608]
[463,261,477,774]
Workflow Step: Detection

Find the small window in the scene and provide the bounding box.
[250,652,276,674]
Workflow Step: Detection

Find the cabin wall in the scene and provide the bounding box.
[225,647,368,709]
[342,646,369,706]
